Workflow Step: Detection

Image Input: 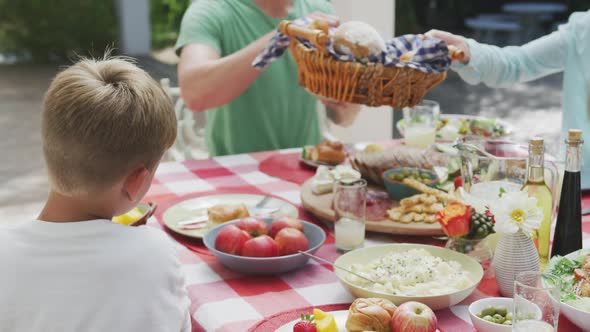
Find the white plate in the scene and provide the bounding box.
[397,114,512,140]
[277,310,349,331]
[278,310,442,331]
[559,249,590,331]
[299,155,338,169]
[162,194,298,239]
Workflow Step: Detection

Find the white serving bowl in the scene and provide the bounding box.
[333,244,484,310]
[558,250,590,332]
[468,297,513,332]
[560,301,590,332]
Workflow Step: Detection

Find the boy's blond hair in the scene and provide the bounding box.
[42,57,176,195]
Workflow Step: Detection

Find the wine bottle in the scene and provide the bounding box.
[522,138,553,270]
[551,129,583,258]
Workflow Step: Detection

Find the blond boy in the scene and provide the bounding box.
[0,57,190,332]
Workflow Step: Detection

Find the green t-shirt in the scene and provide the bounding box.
[176,0,334,156]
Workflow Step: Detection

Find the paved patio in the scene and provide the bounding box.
[0,57,563,223]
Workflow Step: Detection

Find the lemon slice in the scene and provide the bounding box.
[313,309,337,332]
[112,207,143,225]
[364,144,384,152]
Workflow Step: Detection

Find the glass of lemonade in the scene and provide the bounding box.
[402,100,440,148]
[333,179,367,252]
[512,271,561,332]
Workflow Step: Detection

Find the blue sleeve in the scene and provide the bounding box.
[451,28,567,88]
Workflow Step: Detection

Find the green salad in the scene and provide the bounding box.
[545,250,590,312]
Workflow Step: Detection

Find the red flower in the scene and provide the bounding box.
[435,202,472,237]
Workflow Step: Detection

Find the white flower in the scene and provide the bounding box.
[489,190,543,235]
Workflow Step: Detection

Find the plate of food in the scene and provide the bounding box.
[301,140,347,168]
[397,114,512,141]
[301,167,453,236]
[334,244,484,310]
[162,194,299,239]
[275,299,440,332]
[545,249,590,331]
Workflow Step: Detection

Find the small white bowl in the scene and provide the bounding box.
[468,297,513,332]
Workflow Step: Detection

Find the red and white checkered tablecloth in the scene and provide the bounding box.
[144,147,590,332]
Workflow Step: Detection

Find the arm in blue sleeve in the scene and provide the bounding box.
[452,30,567,88]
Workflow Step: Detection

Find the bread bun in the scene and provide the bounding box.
[345,298,397,332]
[311,143,346,164]
[331,21,386,60]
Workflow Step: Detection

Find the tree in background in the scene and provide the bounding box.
[151,0,191,49]
[0,0,117,62]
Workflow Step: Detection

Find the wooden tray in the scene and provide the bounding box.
[300,179,445,236]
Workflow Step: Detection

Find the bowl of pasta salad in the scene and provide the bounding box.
[334,244,484,310]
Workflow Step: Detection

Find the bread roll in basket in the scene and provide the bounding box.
[278,20,463,108]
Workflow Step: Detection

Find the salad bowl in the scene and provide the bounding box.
[545,249,590,331]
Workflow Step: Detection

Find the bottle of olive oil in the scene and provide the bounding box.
[551,129,583,258]
[522,137,553,270]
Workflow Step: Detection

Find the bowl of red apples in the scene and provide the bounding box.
[203,216,326,275]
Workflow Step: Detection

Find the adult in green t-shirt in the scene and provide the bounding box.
[176,0,360,156]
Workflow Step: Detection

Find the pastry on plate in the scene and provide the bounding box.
[303,140,347,165]
[345,297,397,332]
[207,203,249,224]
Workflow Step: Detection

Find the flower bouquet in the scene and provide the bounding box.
[438,188,544,295]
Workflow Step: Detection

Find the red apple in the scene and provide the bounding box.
[269,216,304,238]
[214,225,251,255]
[274,228,309,256]
[241,235,279,257]
[236,217,268,237]
[391,301,437,332]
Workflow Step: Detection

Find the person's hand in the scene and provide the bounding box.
[424,29,471,64]
[308,12,340,28]
[320,98,361,127]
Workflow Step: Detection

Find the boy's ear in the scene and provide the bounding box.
[123,166,150,202]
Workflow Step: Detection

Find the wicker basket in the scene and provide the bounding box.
[278,20,448,108]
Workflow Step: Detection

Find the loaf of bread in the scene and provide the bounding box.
[331,21,386,60]
[345,298,397,332]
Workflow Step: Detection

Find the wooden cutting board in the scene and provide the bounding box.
[300,179,445,236]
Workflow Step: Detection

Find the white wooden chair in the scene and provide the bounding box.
[160,78,338,161]
[160,78,209,161]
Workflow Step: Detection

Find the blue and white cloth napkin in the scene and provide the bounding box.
[252,18,451,74]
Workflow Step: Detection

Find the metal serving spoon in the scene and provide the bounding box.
[297,251,379,284]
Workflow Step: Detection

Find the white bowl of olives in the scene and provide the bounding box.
[468,297,513,332]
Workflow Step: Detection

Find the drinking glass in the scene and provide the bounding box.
[402,100,440,148]
[444,237,494,278]
[333,178,367,252]
[512,271,561,332]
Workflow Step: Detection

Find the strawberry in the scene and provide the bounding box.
[293,313,316,332]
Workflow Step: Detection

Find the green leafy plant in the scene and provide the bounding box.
[151,0,191,49]
[0,0,118,62]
